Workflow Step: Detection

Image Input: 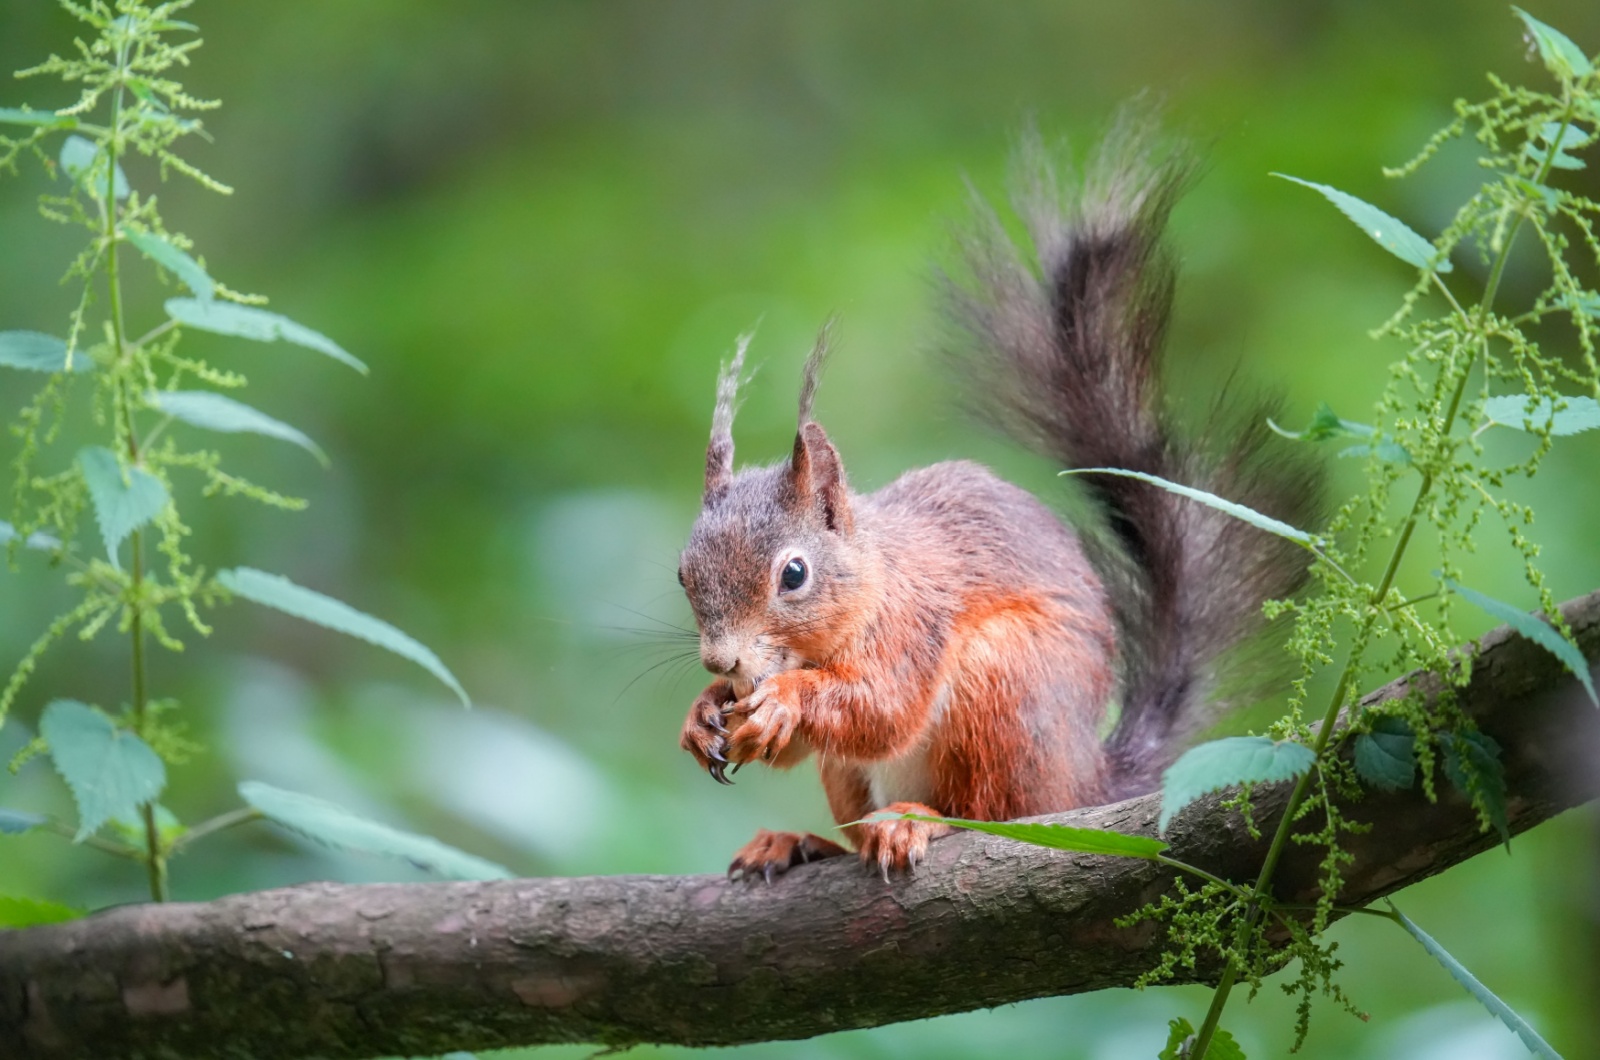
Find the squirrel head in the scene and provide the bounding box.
[679,325,868,694]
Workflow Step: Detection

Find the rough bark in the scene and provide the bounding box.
[2,591,1598,1060]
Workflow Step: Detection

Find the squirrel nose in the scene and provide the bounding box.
[700,644,740,675]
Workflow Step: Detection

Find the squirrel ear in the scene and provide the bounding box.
[704,334,753,505]
[790,421,854,534]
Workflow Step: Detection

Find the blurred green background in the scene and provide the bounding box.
[2,1,1598,1058]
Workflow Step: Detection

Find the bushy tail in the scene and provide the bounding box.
[942,115,1323,798]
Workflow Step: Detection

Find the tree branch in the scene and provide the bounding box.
[3,590,1599,1060]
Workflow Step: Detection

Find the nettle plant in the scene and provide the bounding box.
[891,8,1600,1060]
[0,0,509,919]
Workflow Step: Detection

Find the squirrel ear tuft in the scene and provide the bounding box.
[704,333,753,504]
[790,421,854,534]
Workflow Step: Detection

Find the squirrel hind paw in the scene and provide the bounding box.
[727,829,848,883]
[855,802,955,879]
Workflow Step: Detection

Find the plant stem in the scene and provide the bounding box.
[1187,111,1571,1058]
[101,19,167,905]
[168,808,262,853]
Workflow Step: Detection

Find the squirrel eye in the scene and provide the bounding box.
[779,557,808,593]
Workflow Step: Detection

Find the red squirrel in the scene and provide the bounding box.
[676,120,1321,881]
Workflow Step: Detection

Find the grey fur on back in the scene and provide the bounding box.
[942,114,1323,797]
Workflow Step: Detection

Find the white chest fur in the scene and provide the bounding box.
[862,683,950,809]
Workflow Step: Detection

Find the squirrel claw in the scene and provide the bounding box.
[726,829,849,883]
[708,760,732,785]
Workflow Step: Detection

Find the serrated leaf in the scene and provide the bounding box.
[1522,141,1586,171]
[1441,730,1510,847]
[0,106,78,129]
[77,446,169,568]
[1206,1028,1248,1060]
[218,567,469,706]
[1353,716,1416,792]
[1514,7,1593,81]
[1446,578,1597,705]
[0,331,92,373]
[59,134,129,201]
[1158,1018,1245,1060]
[1159,736,1316,833]
[1063,468,1314,545]
[1391,905,1561,1059]
[881,813,1168,859]
[1274,174,1452,273]
[238,781,511,881]
[124,230,214,300]
[0,809,48,835]
[39,700,166,842]
[165,298,367,374]
[147,390,327,465]
[1536,121,1594,152]
[1481,394,1600,436]
[0,895,84,929]
[0,520,62,551]
[1160,1018,1195,1060]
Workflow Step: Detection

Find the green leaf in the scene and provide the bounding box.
[1391,904,1561,1059]
[1271,404,1412,464]
[218,567,469,706]
[1513,7,1593,81]
[39,700,166,842]
[1523,123,1589,171]
[1536,121,1594,153]
[1481,394,1600,436]
[1335,439,1413,466]
[1206,1028,1248,1060]
[1159,1018,1194,1060]
[108,804,186,848]
[0,521,62,551]
[147,390,327,465]
[0,895,85,929]
[1353,716,1416,792]
[77,446,170,568]
[1274,174,1452,273]
[1567,291,1600,318]
[0,331,92,373]
[1158,1018,1246,1060]
[59,134,129,201]
[165,298,368,374]
[1523,141,1586,171]
[880,813,1168,859]
[238,781,512,881]
[1268,402,1374,442]
[124,230,215,300]
[1441,730,1509,847]
[1063,468,1314,546]
[1446,578,1597,705]
[0,809,48,835]
[0,106,78,129]
[1159,735,1316,833]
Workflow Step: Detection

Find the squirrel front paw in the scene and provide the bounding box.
[680,681,736,784]
[857,801,954,880]
[723,676,807,769]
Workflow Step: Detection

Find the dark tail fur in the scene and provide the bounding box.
[943,114,1322,798]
